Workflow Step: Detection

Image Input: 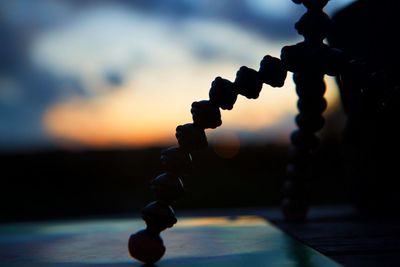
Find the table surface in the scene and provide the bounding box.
[0,215,340,267]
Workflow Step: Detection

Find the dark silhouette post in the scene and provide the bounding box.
[329,0,400,213]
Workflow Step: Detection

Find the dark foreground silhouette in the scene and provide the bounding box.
[330,0,400,213]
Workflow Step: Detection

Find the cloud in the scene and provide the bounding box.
[0,3,86,148]
[117,0,301,40]
[0,0,353,149]
[105,71,124,87]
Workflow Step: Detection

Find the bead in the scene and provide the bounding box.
[160,146,192,175]
[281,44,309,73]
[282,43,339,74]
[297,98,327,114]
[234,66,263,99]
[295,84,326,100]
[142,201,177,232]
[150,173,184,203]
[295,11,332,42]
[290,130,319,150]
[128,229,165,264]
[176,123,208,151]
[259,55,287,88]
[293,73,326,98]
[295,114,325,132]
[209,77,238,110]
[283,0,333,225]
[191,100,222,129]
[293,72,325,86]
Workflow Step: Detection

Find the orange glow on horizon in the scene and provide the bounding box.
[43,76,340,149]
[39,13,342,150]
[43,87,177,148]
[43,73,341,148]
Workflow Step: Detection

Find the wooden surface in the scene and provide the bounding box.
[264,206,400,267]
[0,215,340,267]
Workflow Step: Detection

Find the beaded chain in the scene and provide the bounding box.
[281,0,346,220]
[128,0,347,264]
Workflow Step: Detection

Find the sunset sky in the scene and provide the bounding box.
[0,0,354,150]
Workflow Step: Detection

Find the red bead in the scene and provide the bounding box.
[128,229,165,264]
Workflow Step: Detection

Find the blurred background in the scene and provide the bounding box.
[0,0,354,222]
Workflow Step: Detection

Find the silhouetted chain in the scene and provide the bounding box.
[281,0,346,221]
[128,56,286,264]
[128,0,347,263]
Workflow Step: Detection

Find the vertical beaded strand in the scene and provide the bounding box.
[281,0,346,221]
